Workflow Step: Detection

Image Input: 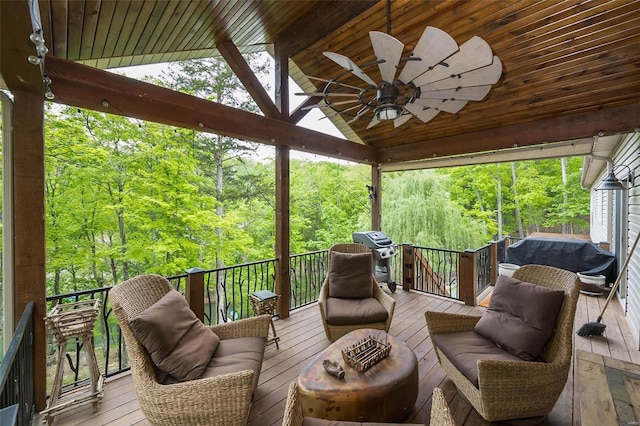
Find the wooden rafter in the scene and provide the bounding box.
[216,40,280,119]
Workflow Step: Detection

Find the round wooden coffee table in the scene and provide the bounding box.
[297,328,418,422]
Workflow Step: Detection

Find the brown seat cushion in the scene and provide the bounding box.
[129,289,220,381]
[431,331,523,387]
[162,336,266,391]
[474,275,565,360]
[328,251,374,299]
[325,297,388,325]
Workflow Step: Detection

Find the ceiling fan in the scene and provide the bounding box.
[297,19,502,129]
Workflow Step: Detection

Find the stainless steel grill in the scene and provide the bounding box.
[352,231,398,292]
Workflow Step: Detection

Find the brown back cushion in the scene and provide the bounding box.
[328,251,373,299]
[474,275,565,361]
[129,289,220,381]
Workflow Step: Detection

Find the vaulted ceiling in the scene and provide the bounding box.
[3,0,640,168]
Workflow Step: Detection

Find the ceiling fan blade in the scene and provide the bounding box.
[369,31,404,83]
[307,76,363,91]
[331,104,364,116]
[405,103,440,123]
[398,26,459,84]
[323,52,376,86]
[320,103,363,119]
[419,85,491,101]
[419,56,503,91]
[301,99,360,111]
[347,105,370,123]
[413,98,467,114]
[413,36,494,87]
[394,113,413,128]
[295,92,359,97]
[366,116,381,129]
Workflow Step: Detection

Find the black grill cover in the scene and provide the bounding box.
[505,237,617,283]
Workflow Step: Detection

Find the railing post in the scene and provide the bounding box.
[458,250,477,306]
[402,243,415,291]
[490,240,499,286]
[185,268,205,322]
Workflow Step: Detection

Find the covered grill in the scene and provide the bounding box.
[352,231,398,292]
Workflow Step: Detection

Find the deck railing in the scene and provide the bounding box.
[405,245,462,299]
[0,302,35,426]
[475,243,492,295]
[289,250,328,309]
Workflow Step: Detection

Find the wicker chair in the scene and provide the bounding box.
[425,265,580,422]
[318,243,395,342]
[431,387,456,426]
[110,274,271,426]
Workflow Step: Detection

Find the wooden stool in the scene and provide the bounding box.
[250,290,281,349]
[42,300,104,424]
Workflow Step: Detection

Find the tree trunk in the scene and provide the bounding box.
[561,157,568,234]
[511,162,524,237]
[215,137,226,323]
[496,164,503,238]
[475,188,488,236]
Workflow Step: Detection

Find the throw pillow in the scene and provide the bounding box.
[129,289,220,381]
[328,251,373,299]
[474,275,565,361]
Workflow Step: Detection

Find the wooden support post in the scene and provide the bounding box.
[12,89,47,410]
[185,268,205,322]
[371,165,381,231]
[402,243,415,291]
[274,42,291,318]
[275,146,291,319]
[458,250,477,306]
[490,240,499,286]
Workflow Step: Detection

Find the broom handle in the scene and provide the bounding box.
[596,231,640,321]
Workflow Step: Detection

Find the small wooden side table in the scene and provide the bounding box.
[42,299,104,424]
[250,290,281,349]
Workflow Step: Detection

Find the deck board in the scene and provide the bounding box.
[43,289,640,426]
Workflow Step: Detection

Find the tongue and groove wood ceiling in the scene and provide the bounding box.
[34,0,640,165]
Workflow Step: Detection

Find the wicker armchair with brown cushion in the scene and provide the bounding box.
[318,243,395,342]
[110,274,271,426]
[425,265,580,422]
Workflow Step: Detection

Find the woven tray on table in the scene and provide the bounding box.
[342,335,391,372]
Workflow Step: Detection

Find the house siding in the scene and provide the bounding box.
[623,134,640,347]
[589,133,640,348]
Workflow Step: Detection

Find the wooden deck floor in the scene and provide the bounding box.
[46,289,640,426]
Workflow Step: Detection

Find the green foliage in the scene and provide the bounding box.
[381,170,487,250]
[439,158,590,238]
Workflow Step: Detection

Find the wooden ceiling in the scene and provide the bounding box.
[15,0,640,165]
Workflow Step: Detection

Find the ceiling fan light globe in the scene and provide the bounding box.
[375,105,402,121]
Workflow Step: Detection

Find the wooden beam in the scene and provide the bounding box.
[378,104,640,163]
[45,56,377,164]
[275,146,290,319]
[216,40,280,119]
[0,0,45,92]
[12,90,47,410]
